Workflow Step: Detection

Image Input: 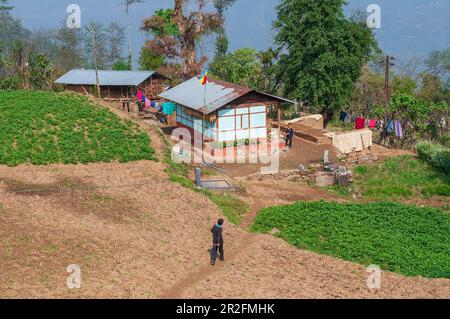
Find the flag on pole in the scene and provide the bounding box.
[198,69,208,85]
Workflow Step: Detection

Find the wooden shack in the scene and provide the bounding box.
[55,69,167,100]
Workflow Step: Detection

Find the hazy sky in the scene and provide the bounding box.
[9,0,450,68]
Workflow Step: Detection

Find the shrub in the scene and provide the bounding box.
[344,155,449,199]
[417,141,450,174]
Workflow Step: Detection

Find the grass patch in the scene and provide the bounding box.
[204,191,249,225]
[0,90,155,166]
[251,201,450,278]
[155,126,249,225]
[337,155,449,199]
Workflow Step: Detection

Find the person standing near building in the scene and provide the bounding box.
[285,124,294,149]
[211,219,224,265]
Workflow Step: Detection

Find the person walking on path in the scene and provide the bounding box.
[211,219,224,265]
[285,124,294,149]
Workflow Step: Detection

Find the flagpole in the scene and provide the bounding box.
[203,80,207,149]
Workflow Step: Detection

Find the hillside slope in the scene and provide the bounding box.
[0,159,449,298]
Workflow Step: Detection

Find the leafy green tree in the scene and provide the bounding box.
[112,60,131,70]
[256,47,284,94]
[210,0,236,77]
[274,0,378,125]
[213,47,262,88]
[28,53,56,89]
[138,45,164,71]
[417,73,447,104]
[391,74,417,95]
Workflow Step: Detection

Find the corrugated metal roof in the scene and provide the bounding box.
[159,77,294,115]
[54,69,156,86]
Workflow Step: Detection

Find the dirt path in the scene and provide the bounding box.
[160,180,342,298]
[159,231,258,299]
[161,193,268,298]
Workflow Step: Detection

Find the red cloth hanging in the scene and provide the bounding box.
[355,117,365,130]
[369,120,377,129]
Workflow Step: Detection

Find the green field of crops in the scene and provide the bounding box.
[0,90,155,166]
[251,201,450,278]
[331,155,450,199]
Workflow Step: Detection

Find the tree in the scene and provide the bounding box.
[210,0,236,73]
[0,7,30,58]
[274,0,378,126]
[106,22,126,66]
[210,0,236,78]
[28,52,57,89]
[349,66,385,117]
[214,47,261,88]
[141,0,222,79]
[112,60,131,70]
[257,47,284,94]
[124,0,144,67]
[391,74,417,95]
[425,47,450,79]
[54,21,85,71]
[83,21,108,69]
[0,0,12,12]
[138,45,164,71]
[29,29,59,63]
[417,72,447,103]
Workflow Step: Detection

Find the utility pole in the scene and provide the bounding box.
[90,23,101,98]
[384,55,395,105]
[126,2,132,68]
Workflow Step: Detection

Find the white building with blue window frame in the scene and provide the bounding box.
[159,77,293,142]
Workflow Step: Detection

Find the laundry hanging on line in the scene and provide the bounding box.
[339,111,348,122]
[387,120,394,133]
[395,120,403,139]
[136,90,143,101]
[355,117,365,130]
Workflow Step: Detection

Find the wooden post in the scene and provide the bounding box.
[384,55,390,105]
[90,23,101,99]
[277,103,281,132]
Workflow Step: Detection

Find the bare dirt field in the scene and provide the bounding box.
[1,103,449,299]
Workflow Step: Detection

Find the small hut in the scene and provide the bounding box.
[54,69,168,100]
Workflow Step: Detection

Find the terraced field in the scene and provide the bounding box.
[0,91,154,166]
